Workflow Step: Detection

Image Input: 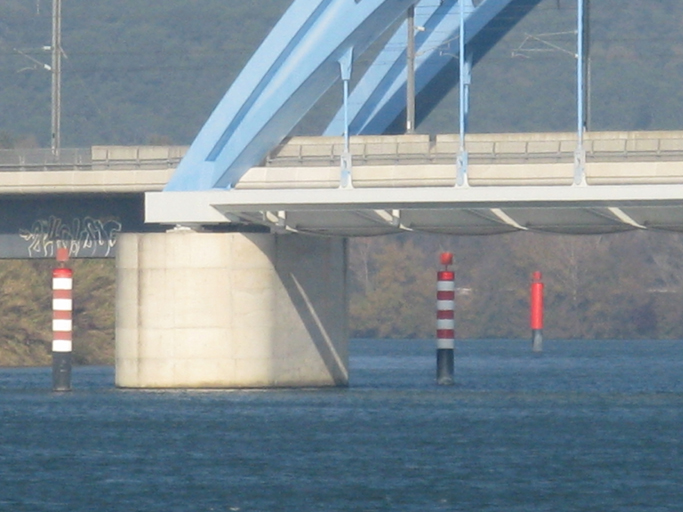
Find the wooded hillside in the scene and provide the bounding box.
[2,0,683,365]
[0,259,114,366]
[1,0,683,146]
[3,229,683,366]
[349,231,683,340]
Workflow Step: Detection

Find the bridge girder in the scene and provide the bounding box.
[148,183,683,237]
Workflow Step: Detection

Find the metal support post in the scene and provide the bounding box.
[51,0,62,157]
[339,48,354,189]
[584,0,591,131]
[456,0,469,187]
[574,0,587,186]
[406,4,416,134]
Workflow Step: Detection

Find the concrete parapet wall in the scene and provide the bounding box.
[2,131,683,194]
[236,162,575,189]
[115,231,348,388]
[586,161,683,185]
[469,163,574,186]
[265,131,683,169]
[353,164,455,187]
[0,168,174,194]
[236,166,341,189]
[92,145,188,170]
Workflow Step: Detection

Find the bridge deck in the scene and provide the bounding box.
[0,145,184,193]
[3,131,683,193]
[247,131,683,188]
[266,131,683,168]
[146,131,683,237]
[4,132,683,237]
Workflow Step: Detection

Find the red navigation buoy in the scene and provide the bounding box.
[530,271,544,353]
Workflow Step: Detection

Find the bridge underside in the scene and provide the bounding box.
[0,194,156,259]
[147,183,683,237]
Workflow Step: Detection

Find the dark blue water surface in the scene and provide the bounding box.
[1,339,682,511]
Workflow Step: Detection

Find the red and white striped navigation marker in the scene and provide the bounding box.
[52,247,73,391]
[436,252,455,385]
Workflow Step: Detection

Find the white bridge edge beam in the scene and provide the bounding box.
[147,184,683,224]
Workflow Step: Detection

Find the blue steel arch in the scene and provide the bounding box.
[166,0,417,191]
[166,0,543,192]
[326,0,545,135]
[325,0,475,136]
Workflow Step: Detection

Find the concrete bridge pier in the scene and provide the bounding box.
[115,231,348,388]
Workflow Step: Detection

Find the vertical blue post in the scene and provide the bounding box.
[463,54,472,138]
[406,4,416,134]
[456,0,469,187]
[584,0,591,130]
[574,0,586,185]
[339,48,354,188]
[577,0,584,143]
[343,82,350,152]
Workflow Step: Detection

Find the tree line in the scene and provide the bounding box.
[349,231,683,340]
[2,0,683,364]
[0,259,114,366]
[3,229,683,365]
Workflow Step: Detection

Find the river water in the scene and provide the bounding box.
[1,339,682,511]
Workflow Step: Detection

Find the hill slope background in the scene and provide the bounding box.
[2,0,683,365]
[1,0,683,146]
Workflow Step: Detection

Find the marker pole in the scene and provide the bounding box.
[52,248,72,391]
[437,253,455,385]
[530,271,544,353]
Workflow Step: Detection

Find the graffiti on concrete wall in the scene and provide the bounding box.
[19,216,122,258]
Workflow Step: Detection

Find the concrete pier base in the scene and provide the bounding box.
[115,231,348,388]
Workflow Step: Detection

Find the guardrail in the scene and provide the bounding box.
[0,146,188,172]
[266,131,683,167]
[3,132,683,173]
[0,148,92,171]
